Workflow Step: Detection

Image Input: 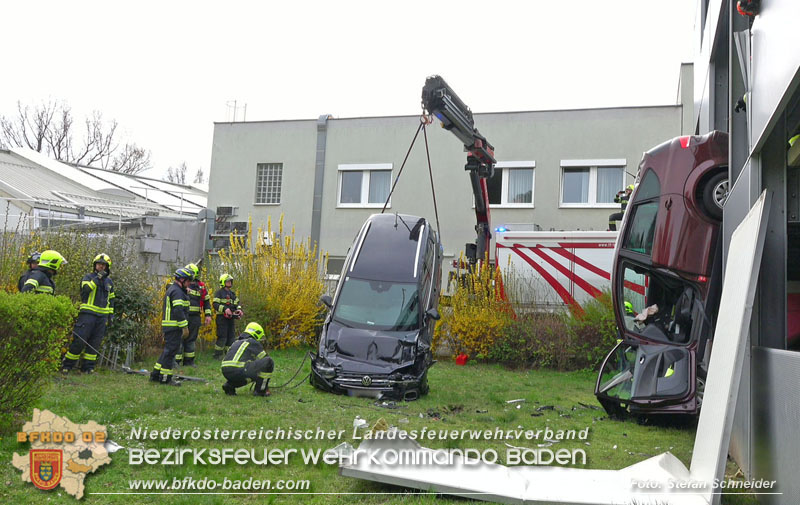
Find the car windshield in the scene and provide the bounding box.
[332,277,420,331]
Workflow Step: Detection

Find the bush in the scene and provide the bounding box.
[0,292,77,434]
[212,216,326,348]
[434,259,514,358]
[488,290,618,371]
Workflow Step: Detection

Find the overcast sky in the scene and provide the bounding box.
[0,0,696,180]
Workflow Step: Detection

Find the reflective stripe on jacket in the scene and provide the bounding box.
[213,288,241,315]
[187,281,212,316]
[20,268,55,295]
[162,282,189,328]
[221,336,267,369]
[79,272,115,315]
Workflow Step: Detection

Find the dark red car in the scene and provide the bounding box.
[595,131,729,417]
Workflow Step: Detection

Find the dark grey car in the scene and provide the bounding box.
[311,213,443,401]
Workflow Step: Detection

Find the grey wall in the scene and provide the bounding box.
[209,105,682,270]
[121,217,206,276]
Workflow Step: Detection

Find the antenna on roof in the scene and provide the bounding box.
[226,100,247,122]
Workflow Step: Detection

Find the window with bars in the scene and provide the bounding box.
[255,163,282,204]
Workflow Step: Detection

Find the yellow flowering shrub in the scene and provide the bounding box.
[434,256,514,358]
[213,216,326,348]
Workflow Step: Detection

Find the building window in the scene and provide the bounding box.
[337,163,392,208]
[485,161,535,207]
[255,163,282,204]
[560,159,626,207]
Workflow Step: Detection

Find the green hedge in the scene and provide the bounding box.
[0,292,77,434]
[488,291,618,371]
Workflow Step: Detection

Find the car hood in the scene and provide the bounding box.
[320,320,420,374]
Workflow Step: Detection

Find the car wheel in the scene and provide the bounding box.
[701,172,728,220]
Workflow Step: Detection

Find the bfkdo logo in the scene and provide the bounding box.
[30,450,63,490]
[12,409,113,499]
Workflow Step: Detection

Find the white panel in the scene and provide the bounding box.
[688,191,770,505]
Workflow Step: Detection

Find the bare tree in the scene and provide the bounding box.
[193,167,205,184]
[111,143,152,174]
[165,162,188,184]
[0,100,149,173]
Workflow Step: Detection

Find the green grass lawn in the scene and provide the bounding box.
[1,348,754,504]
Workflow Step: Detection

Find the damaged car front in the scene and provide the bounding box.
[311,214,442,401]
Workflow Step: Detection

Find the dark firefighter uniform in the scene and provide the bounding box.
[177,263,211,366]
[62,254,115,374]
[17,251,41,292]
[213,273,242,358]
[20,250,66,295]
[609,185,634,232]
[151,268,192,386]
[221,322,274,396]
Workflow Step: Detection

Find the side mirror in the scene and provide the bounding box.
[426,308,440,321]
[320,295,333,309]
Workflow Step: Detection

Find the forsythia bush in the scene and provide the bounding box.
[213,216,326,348]
[434,257,513,358]
[0,292,76,433]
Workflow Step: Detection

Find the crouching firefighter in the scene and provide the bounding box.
[151,267,192,386]
[62,254,115,374]
[221,322,274,397]
[213,273,243,358]
[176,263,211,367]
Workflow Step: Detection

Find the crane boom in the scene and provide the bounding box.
[421,75,496,265]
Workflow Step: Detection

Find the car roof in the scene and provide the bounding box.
[348,214,429,282]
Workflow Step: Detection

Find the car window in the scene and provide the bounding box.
[633,169,660,202]
[623,201,659,255]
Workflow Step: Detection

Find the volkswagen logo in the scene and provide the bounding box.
[361,375,372,386]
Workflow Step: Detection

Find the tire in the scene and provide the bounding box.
[701,172,728,220]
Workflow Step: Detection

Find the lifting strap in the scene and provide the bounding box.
[381,114,441,237]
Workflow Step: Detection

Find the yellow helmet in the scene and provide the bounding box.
[244,322,265,341]
[93,253,111,269]
[39,250,67,272]
[219,273,233,288]
[185,263,199,279]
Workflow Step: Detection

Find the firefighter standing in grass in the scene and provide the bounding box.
[17,251,40,292]
[608,184,634,231]
[176,263,212,367]
[61,254,115,374]
[150,268,192,386]
[213,273,243,359]
[20,249,66,295]
[221,322,274,396]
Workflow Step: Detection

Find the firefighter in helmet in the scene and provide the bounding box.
[150,267,192,386]
[176,263,212,367]
[221,322,274,396]
[62,254,115,374]
[21,249,66,295]
[17,251,41,292]
[213,273,243,358]
[609,184,634,231]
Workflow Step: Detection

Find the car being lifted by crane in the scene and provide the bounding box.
[310,76,497,400]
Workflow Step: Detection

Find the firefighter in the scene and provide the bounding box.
[61,254,115,374]
[176,263,212,367]
[221,322,274,396]
[17,251,41,292]
[212,273,243,359]
[20,250,66,295]
[150,267,192,386]
[608,184,634,231]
